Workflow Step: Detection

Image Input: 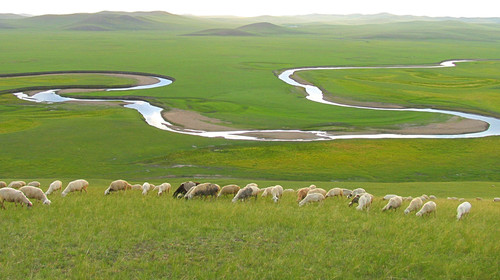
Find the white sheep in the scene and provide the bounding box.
[19,186,51,205]
[325,187,343,198]
[429,195,437,200]
[308,188,327,197]
[342,189,353,197]
[382,196,402,211]
[456,202,472,220]
[493,197,500,202]
[45,180,62,195]
[8,181,26,189]
[416,201,437,217]
[447,197,458,200]
[298,192,325,207]
[296,185,316,202]
[356,193,374,211]
[270,185,284,203]
[232,186,256,202]
[260,187,273,197]
[349,187,366,198]
[61,179,88,197]
[104,179,132,195]
[420,194,430,201]
[154,183,172,196]
[404,197,423,215]
[217,184,240,197]
[0,187,33,208]
[27,181,41,187]
[131,184,142,190]
[283,189,295,194]
[185,183,220,199]
[142,182,153,195]
[403,196,413,201]
[383,194,398,200]
[0,181,6,188]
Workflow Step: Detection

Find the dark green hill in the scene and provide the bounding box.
[185,28,255,36]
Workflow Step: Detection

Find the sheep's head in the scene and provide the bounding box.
[43,199,51,205]
[27,201,33,208]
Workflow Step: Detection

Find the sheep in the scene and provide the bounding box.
[429,195,437,200]
[456,202,472,220]
[308,188,327,197]
[0,181,7,188]
[404,197,423,215]
[185,183,220,200]
[19,186,51,205]
[61,179,88,197]
[232,186,254,202]
[142,182,154,195]
[342,189,353,197]
[383,194,398,200]
[283,189,295,194]
[356,193,374,211]
[260,187,273,197]
[348,187,366,198]
[172,181,199,198]
[131,184,142,190]
[382,196,403,211]
[447,197,458,200]
[247,184,260,197]
[348,194,362,207]
[218,184,240,198]
[298,193,325,207]
[325,188,343,198]
[8,181,26,189]
[459,198,465,202]
[420,194,430,201]
[154,183,172,196]
[270,185,284,203]
[416,201,437,217]
[493,198,500,202]
[296,185,316,202]
[45,180,62,195]
[104,179,132,195]
[27,181,41,187]
[0,187,33,208]
[403,196,413,201]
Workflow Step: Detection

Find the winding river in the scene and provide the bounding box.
[12,60,500,141]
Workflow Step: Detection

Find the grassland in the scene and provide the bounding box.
[0,180,499,279]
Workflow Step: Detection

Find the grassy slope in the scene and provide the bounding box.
[0,182,498,279]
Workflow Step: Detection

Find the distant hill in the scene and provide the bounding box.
[186,28,255,36]
[187,22,303,36]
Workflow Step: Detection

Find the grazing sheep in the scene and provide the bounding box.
[154,183,172,196]
[283,189,295,194]
[342,189,353,197]
[456,202,472,220]
[403,196,413,201]
[185,183,220,200]
[61,179,88,197]
[416,201,437,217]
[296,185,316,202]
[356,193,374,211]
[142,182,154,195]
[104,179,132,195]
[0,187,33,208]
[348,194,362,207]
[348,188,366,198]
[429,195,437,200]
[404,197,423,215]
[326,188,343,198]
[0,181,7,188]
[270,185,284,203]
[459,198,465,202]
[131,184,142,190]
[172,181,199,198]
[247,184,260,197]
[447,197,458,200]
[232,186,254,202]
[420,194,430,201]
[493,198,500,202]
[383,194,398,200]
[218,185,241,197]
[27,181,41,187]
[19,186,51,205]
[260,187,273,197]
[382,196,403,211]
[298,193,325,207]
[45,180,62,195]
[308,188,327,197]
[8,181,26,189]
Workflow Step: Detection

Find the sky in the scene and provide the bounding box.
[2,0,499,18]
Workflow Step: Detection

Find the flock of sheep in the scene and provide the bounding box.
[1,179,499,220]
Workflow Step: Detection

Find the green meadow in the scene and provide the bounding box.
[0,12,500,278]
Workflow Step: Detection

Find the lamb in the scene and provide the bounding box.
[142,182,154,195]
[45,180,62,195]
[19,186,51,205]
[260,187,273,197]
[382,196,403,211]
[154,183,172,196]
[326,188,344,198]
[185,183,220,200]
[104,179,132,195]
[404,197,423,215]
[348,187,366,198]
[298,193,325,207]
[270,185,284,203]
[0,187,33,208]
[27,181,41,187]
[383,194,398,200]
[0,181,7,188]
[494,198,500,202]
[308,188,327,197]
[356,193,374,211]
[131,184,142,190]
[342,189,353,197]
[8,181,26,189]
[456,202,472,220]
[218,185,241,197]
[61,179,88,197]
[172,181,199,198]
[296,185,316,202]
[416,201,437,217]
[232,186,254,202]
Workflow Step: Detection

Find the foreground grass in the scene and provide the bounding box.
[1,180,498,279]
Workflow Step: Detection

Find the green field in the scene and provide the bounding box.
[1,12,500,279]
